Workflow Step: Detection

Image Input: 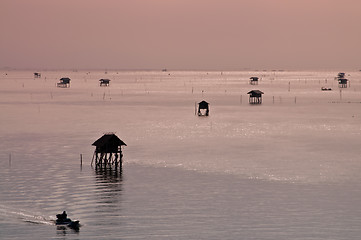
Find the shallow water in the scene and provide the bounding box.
[1,70,361,239]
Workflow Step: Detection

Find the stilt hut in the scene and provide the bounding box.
[197,100,209,116]
[34,72,41,78]
[247,90,264,104]
[57,77,71,88]
[337,72,345,79]
[99,79,111,86]
[338,78,348,88]
[92,133,126,168]
[249,77,259,85]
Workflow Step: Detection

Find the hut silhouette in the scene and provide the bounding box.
[337,72,345,79]
[197,100,209,116]
[247,90,264,104]
[34,72,41,78]
[99,79,111,86]
[249,77,259,85]
[92,133,126,168]
[57,77,71,88]
[338,78,348,88]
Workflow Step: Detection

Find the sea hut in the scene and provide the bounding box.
[92,133,126,168]
[57,77,71,88]
[34,72,41,78]
[247,90,264,104]
[99,79,111,86]
[197,100,209,116]
[338,78,348,88]
[337,72,345,79]
[249,77,259,85]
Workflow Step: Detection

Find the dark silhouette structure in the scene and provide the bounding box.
[247,90,264,104]
[99,79,111,86]
[198,100,209,116]
[338,78,348,88]
[57,77,71,88]
[34,72,41,78]
[92,133,126,168]
[337,72,345,79]
[249,77,259,85]
[321,87,332,91]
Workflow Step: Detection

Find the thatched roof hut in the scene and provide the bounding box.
[247,90,264,104]
[197,100,209,116]
[92,133,126,153]
[338,78,348,88]
[34,72,41,78]
[249,77,259,85]
[99,79,111,86]
[92,133,127,168]
[60,77,71,84]
[57,77,71,88]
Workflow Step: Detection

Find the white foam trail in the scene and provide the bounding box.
[0,204,54,225]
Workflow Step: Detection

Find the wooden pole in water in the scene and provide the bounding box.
[80,154,83,166]
[194,102,197,115]
[91,153,95,166]
[9,153,11,166]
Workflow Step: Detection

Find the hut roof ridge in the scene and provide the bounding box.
[247,90,264,94]
[92,133,127,147]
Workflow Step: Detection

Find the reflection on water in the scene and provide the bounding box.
[94,166,123,184]
[88,166,124,230]
[56,225,80,235]
[94,166,123,203]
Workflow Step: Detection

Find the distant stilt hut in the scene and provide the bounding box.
[338,78,348,88]
[249,77,259,85]
[197,100,209,116]
[337,72,345,79]
[99,79,111,86]
[92,133,127,168]
[247,90,264,104]
[34,72,41,78]
[57,77,71,88]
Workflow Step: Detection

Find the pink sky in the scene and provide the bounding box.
[1,0,361,70]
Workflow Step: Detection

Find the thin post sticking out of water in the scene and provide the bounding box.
[80,154,83,166]
[9,153,11,166]
[194,102,197,115]
[340,89,342,100]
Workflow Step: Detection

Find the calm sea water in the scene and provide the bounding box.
[1,70,361,239]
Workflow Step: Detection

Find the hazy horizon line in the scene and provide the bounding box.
[1,67,360,72]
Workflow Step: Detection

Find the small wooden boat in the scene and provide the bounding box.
[55,211,80,230]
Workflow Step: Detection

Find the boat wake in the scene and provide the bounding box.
[0,204,54,226]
